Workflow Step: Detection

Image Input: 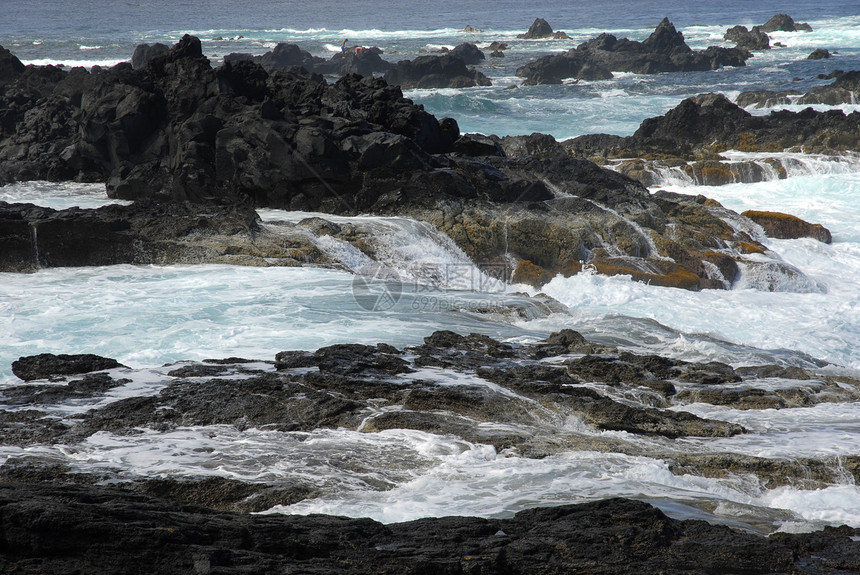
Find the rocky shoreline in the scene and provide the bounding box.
[0,33,844,290]
[3,331,860,573]
[2,15,860,573]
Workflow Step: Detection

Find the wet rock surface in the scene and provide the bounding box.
[4,331,860,572]
[4,331,859,487]
[0,38,834,290]
[741,210,833,243]
[383,53,492,89]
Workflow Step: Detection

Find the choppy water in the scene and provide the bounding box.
[2,0,860,534]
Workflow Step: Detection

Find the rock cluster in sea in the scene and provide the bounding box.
[723,13,813,51]
[3,332,860,573]
[0,33,844,289]
[515,18,750,85]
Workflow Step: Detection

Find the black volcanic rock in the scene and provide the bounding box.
[448,42,486,65]
[518,17,554,39]
[760,13,813,33]
[383,53,492,89]
[566,92,860,159]
[724,25,771,50]
[517,18,750,85]
[808,48,832,60]
[0,37,819,290]
[11,353,124,381]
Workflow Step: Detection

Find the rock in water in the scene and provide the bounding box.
[742,210,833,243]
[11,353,124,381]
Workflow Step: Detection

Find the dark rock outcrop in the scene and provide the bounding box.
[5,484,859,575]
[807,48,832,60]
[448,42,486,65]
[0,200,333,272]
[224,42,322,72]
[225,42,392,77]
[760,14,813,33]
[131,42,170,70]
[383,53,492,89]
[517,18,750,85]
[724,25,771,50]
[0,38,819,289]
[11,353,125,381]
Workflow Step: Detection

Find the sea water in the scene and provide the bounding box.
[2,0,860,533]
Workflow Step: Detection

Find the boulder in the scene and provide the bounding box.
[741,210,832,243]
[448,42,485,65]
[130,42,169,70]
[807,48,831,60]
[517,18,750,85]
[11,353,125,381]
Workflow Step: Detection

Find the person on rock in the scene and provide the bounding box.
[341,38,348,53]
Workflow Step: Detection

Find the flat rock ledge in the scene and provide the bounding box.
[2,483,859,575]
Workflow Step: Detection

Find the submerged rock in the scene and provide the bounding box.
[11,353,125,381]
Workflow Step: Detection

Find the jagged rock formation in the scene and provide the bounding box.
[516,18,750,85]
[737,70,860,108]
[723,14,812,51]
[566,93,860,189]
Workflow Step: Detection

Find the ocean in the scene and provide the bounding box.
[2,0,860,534]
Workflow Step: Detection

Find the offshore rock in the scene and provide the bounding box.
[383,53,492,88]
[447,42,486,65]
[517,18,555,39]
[738,70,860,107]
[516,18,750,85]
[724,25,771,50]
[760,13,813,33]
[11,353,125,381]
[566,92,860,162]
